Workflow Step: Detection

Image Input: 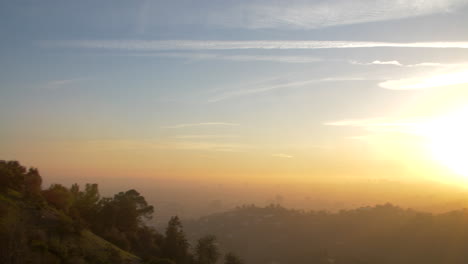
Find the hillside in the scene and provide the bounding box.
[0,161,243,264]
[0,188,140,264]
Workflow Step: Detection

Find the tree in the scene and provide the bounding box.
[224,253,244,264]
[113,189,154,231]
[95,189,154,233]
[42,184,72,211]
[24,168,42,198]
[194,235,219,264]
[0,160,28,193]
[70,183,100,226]
[0,161,44,200]
[162,216,189,264]
[0,161,14,192]
[130,226,162,260]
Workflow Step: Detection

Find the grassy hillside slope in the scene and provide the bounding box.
[0,189,140,264]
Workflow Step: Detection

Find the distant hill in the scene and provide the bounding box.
[186,204,468,264]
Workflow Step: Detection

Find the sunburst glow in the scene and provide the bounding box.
[417,106,468,177]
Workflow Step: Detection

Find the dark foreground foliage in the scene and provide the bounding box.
[0,161,241,264]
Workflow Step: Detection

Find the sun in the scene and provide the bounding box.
[417,106,468,177]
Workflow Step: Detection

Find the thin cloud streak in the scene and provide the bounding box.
[242,0,467,29]
[210,79,321,102]
[83,140,250,152]
[45,78,88,90]
[134,0,468,30]
[348,61,468,90]
[126,52,321,63]
[43,40,468,51]
[209,77,371,102]
[350,60,460,68]
[166,141,250,152]
[173,134,240,139]
[272,153,294,158]
[163,122,240,129]
[350,60,403,66]
[379,68,468,90]
[325,117,428,134]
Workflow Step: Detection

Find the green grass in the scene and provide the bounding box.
[80,230,140,263]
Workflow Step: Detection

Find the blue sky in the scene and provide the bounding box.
[2,0,468,183]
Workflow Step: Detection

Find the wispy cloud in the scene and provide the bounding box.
[348,61,468,90]
[134,0,468,30]
[325,117,424,144]
[350,60,459,68]
[126,52,321,63]
[84,140,250,152]
[43,40,468,51]
[325,117,418,130]
[325,117,427,134]
[45,78,87,90]
[242,0,467,29]
[210,79,320,102]
[173,134,239,139]
[165,141,249,152]
[209,76,370,102]
[326,108,468,147]
[163,122,240,129]
[351,60,403,66]
[272,153,294,158]
[379,67,468,90]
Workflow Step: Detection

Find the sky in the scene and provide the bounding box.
[2,0,468,187]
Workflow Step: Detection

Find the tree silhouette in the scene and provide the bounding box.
[70,183,100,227]
[24,168,42,198]
[95,189,154,233]
[162,216,189,264]
[195,235,220,264]
[0,160,42,195]
[42,184,72,211]
[224,253,244,264]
